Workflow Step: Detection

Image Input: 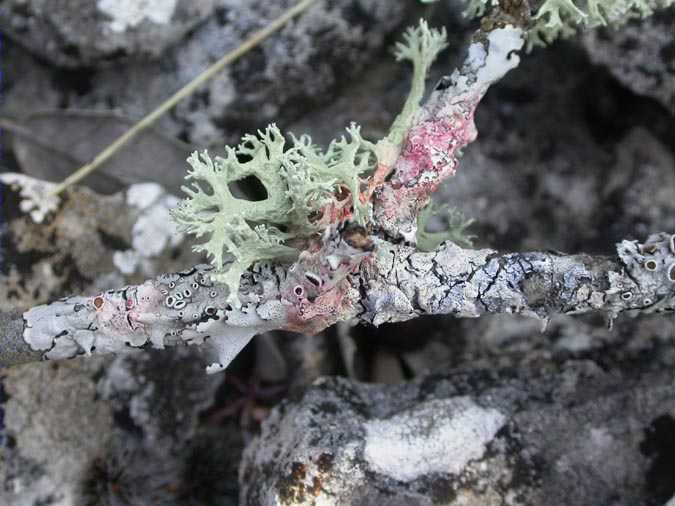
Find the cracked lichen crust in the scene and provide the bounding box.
[360,234,675,328]
[21,264,287,373]
[19,232,675,371]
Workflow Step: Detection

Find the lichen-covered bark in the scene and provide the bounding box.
[361,233,675,327]
[373,21,527,242]
[10,231,675,372]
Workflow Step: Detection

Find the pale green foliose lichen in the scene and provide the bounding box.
[423,0,673,47]
[375,20,447,168]
[172,20,448,305]
[528,0,671,46]
[416,203,475,251]
[171,125,376,304]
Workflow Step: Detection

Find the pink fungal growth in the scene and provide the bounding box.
[280,226,373,335]
[88,282,166,339]
[393,110,476,190]
[283,278,354,335]
[373,91,483,240]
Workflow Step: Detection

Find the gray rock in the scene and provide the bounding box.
[2,0,412,147]
[582,6,675,115]
[99,346,223,451]
[0,358,114,505]
[602,127,675,240]
[0,346,226,506]
[0,0,217,67]
[240,362,675,505]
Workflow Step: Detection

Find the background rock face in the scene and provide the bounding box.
[0,0,217,66]
[582,5,675,116]
[2,1,675,505]
[2,0,411,147]
[240,364,675,506]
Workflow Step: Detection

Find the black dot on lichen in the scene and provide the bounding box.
[305,272,322,287]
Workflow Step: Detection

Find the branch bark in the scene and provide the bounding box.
[8,232,675,371]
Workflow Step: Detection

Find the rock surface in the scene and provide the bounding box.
[0,358,114,505]
[2,0,412,147]
[0,347,229,505]
[0,0,216,67]
[582,5,675,115]
[240,362,675,506]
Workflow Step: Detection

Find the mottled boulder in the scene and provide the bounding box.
[0,347,225,506]
[0,0,216,67]
[0,358,114,505]
[2,0,412,147]
[240,363,675,505]
[582,6,675,115]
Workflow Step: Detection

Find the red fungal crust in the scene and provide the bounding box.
[279,227,372,335]
[373,90,483,238]
[282,277,355,335]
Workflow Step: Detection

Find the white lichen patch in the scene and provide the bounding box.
[113,183,183,275]
[433,242,493,278]
[363,397,506,481]
[127,181,164,208]
[205,324,258,374]
[0,173,60,223]
[98,0,177,32]
[369,285,416,326]
[198,307,282,374]
[441,25,524,107]
[476,26,524,86]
